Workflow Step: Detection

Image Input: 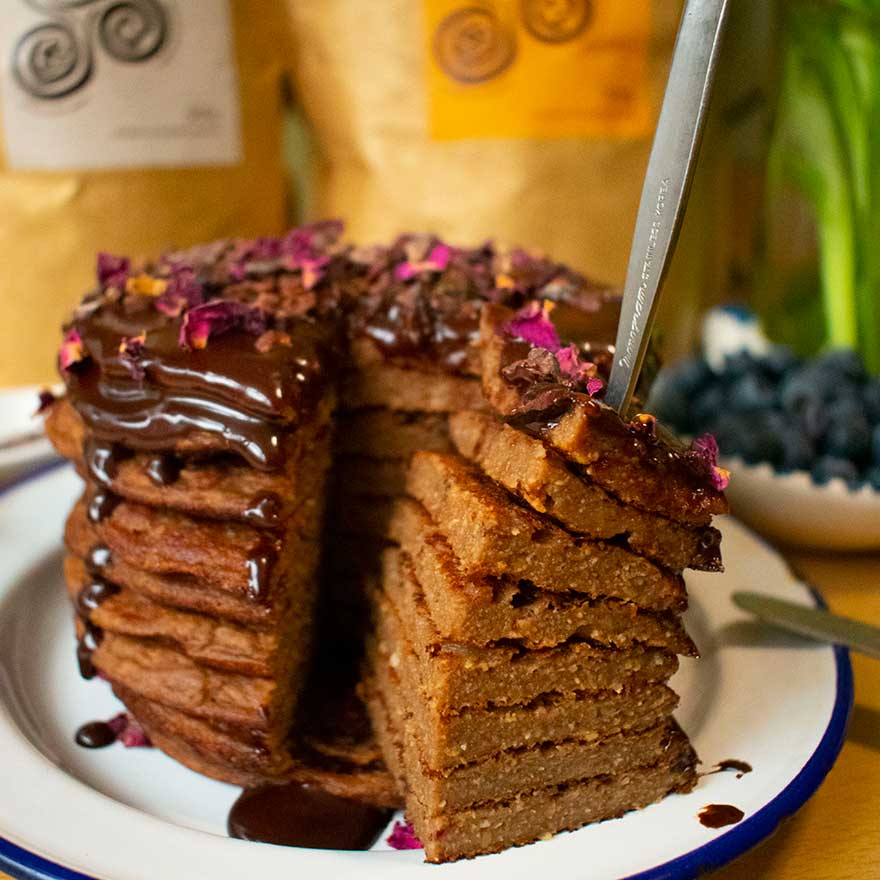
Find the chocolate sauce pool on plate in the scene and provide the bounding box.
[228,782,393,850]
[698,804,745,828]
[75,721,117,749]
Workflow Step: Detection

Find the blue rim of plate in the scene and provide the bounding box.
[0,462,854,880]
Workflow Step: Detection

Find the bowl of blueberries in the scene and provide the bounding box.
[651,313,880,550]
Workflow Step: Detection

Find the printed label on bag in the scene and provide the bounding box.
[424,0,652,140]
[0,0,242,171]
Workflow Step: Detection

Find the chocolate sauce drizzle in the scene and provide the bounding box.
[75,544,118,680]
[243,492,283,529]
[246,537,280,602]
[88,490,119,524]
[227,782,393,850]
[67,307,332,472]
[701,759,753,779]
[146,452,181,487]
[698,804,745,828]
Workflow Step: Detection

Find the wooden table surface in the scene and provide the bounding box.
[1,547,877,880]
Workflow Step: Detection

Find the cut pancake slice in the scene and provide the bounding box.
[449,410,722,572]
[376,554,679,712]
[389,504,697,655]
[407,452,686,612]
[371,642,679,770]
[366,680,688,811]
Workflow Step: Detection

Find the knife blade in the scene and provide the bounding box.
[733,591,880,659]
[604,0,731,415]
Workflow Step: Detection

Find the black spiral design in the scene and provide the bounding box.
[433,7,516,84]
[98,0,167,63]
[12,21,93,100]
[520,0,593,43]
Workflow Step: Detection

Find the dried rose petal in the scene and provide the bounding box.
[386,820,422,851]
[125,274,168,297]
[97,252,130,288]
[586,376,604,397]
[300,255,330,291]
[118,332,147,381]
[155,269,204,317]
[118,717,151,748]
[395,242,454,281]
[555,343,595,383]
[691,433,730,490]
[503,301,561,352]
[104,713,152,747]
[179,301,266,350]
[59,328,88,373]
[34,389,56,415]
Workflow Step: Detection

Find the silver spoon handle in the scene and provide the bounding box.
[605,0,730,415]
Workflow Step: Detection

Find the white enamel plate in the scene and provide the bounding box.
[0,464,852,880]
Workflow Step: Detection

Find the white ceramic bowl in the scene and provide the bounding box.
[722,457,880,550]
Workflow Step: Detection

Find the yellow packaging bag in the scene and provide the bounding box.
[0,0,292,386]
[286,0,682,282]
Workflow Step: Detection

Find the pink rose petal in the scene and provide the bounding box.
[178,301,266,350]
[386,820,422,850]
[97,252,130,289]
[503,301,561,352]
[59,328,88,373]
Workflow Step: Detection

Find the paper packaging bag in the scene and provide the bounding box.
[286,0,683,280]
[0,0,292,387]
[286,0,773,360]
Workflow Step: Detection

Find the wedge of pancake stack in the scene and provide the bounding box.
[46,224,392,802]
[364,303,729,861]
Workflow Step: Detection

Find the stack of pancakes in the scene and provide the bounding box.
[47,227,728,860]
[364,306,727,861]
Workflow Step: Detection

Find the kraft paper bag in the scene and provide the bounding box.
[285,0,773,359]
[0,0,293,386]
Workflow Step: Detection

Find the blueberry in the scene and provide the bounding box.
[760,345,799,379]
[864,380,880,424]
[866,466,880,491]
[778,426,814,472]
[818,348,866,384]
[780,364,825,413]
[811,455,859,485]
[649,374,692,432]
[714,411,785,466]
[691,385,726,430]
[719,350,758,381]
[821,399,872,465]
[728,373,778,413]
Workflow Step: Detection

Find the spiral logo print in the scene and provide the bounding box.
[11,0,169,101]
[99,0,166,62]
[520,0,593,43]
[13,21,93,99]
[434,7,516,84]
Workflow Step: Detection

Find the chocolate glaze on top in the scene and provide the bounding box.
[228,782,393,850]
[350,234,620,375]
[67,302,334,472]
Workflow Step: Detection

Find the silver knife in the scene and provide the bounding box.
[733,591,880,660]
[605,0,731,415]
